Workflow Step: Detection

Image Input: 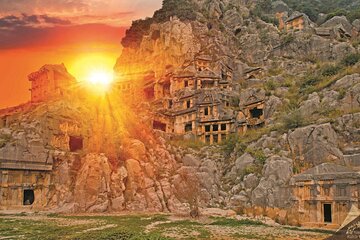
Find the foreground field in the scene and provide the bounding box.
[0,213,334,240]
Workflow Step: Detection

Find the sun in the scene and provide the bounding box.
[67,53,116,92]
[87,69,114,89]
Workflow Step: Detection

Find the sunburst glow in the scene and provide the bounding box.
[68,53,116,92]
[87,70,114,88]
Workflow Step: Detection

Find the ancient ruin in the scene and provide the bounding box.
[144,55,264,143]
[28,64,76,103]
[292,163,360,228]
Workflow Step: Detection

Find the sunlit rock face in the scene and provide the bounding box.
[115,17,200,78]
[1,0,360,230]
[0,89,225,213]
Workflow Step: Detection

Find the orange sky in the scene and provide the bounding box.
[0,0,162,109]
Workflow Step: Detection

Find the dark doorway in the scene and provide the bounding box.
[250,107,263,119]
[23,189,35,205]
[324,204,332,223]
[69,136,83,152]
[153,121,166,132]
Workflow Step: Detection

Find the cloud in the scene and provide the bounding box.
[0,0,163,49]
[0,0,89,15]
[0,23,126,49]
[40,15,71,25]
[0,0,163,20]
[0,14,71,30]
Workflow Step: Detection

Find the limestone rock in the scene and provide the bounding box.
[353,19,360,32]
[321,16,353,33]
[251,156,292,208]
[288,123,344,165]
[124,139,146,161]
[234,153,255,173]
[182,154,201,167]
[73,154,112,212]
[244,174,259,190]
[263,156,293,185]
[264,95,282,120]
[299,92,320,116]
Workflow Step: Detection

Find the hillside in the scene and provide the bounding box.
[1,0,360,232]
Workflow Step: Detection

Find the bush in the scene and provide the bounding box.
[264,80,277,91]
[282,110,305,129]
[121,18,154,48]
[281,34,295,46]
[221,134,239,157]
[153,0,198,22]
[246,148,267,164]
[243,165,261,175]
[300,75,321,89]
[341,53,360,66]
[338,88,346,100]
[325,9,348,21]
[321,64,342,76]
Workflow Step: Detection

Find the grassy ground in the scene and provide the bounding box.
[0,213,333,240]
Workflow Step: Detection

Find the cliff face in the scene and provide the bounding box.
[112,0,360,224]
[1,0,360,227]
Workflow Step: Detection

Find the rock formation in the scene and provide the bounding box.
[0,0,360,230]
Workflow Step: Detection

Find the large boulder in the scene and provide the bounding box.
[251,156,293,208]
[353,19,360,32]
[321,16,353,33]
[123,139,146,161]
[263,156,293,185]
[234,153,255,173]
[265,95,282,121]
[288,123,344,166]
[74,154,112,212]
[299,92,320,116]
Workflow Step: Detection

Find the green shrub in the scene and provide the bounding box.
[264,80,277,91]
[300,75,321,89]
[221,134,239,157]
[260,15,279,26]
[243,165,260,175]
[321,64,342,76]
[341,53,360,66]
[281,34,295,46]
[153,0,199,22]
[338,88,346,100]
[246,148,267,164]
[282,110,305,130]
[121,18,154,48]
[325,9,348,21]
